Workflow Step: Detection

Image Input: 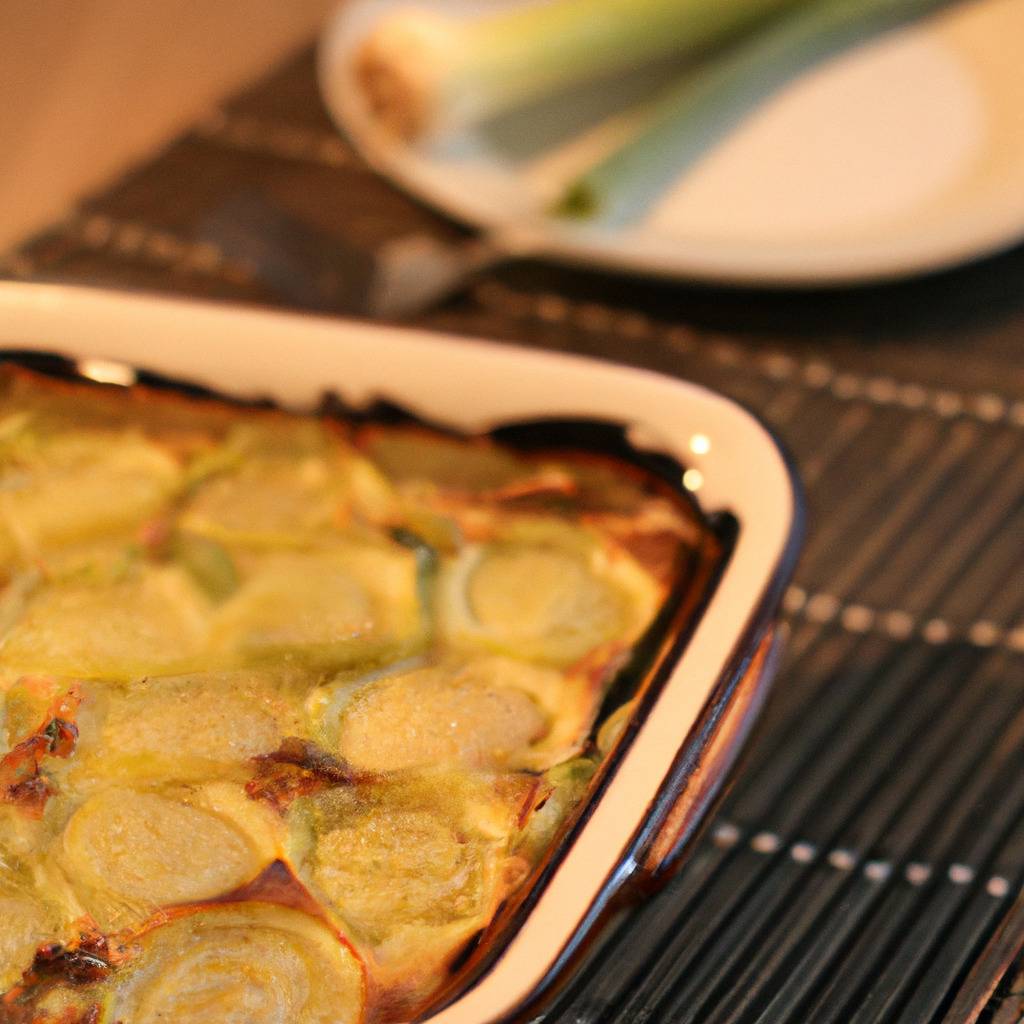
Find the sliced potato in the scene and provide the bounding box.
[31,539,140,587]
[359,427,528,492]
[0,429,180,562]
[60,784,278,931]
[211,541,428,670]
[180,420,352,547]
[334,669,545,772]
[0,804,52,860]
[0,564,211,678]
[312,656,595,772]
[0,570,42,650]
[71,671,301,785]
[100,903,365,1024]
[182,460,341,547]
[468,544,622,647]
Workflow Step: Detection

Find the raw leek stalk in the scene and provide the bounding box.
[354,0,803,140]
[557,0,956,225]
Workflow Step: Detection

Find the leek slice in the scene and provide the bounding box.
[100,904,365,1024]
[439,520,660,666]
[515,757,597,865]
[171,531,240,602]
[60,785,278,931]
[291,772,527,993]
[314,808,490,931]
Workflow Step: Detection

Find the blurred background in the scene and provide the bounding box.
[0,0,333,250]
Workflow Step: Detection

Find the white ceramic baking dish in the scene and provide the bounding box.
[0,280,802,1023]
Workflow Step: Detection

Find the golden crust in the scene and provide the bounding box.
[0,366,707,1022]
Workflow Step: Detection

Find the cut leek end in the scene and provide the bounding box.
[355,9,458,141]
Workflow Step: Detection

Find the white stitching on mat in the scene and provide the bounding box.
[798,595,1024,647]
[750,831,784,854]
[713,822,1018,897]
[828,849,858,871]
[19,213,1024,431]
[864,860,892,883]
[472,282,1024,429]
[70,214,257,285]
[193,111,356,169]
[784,586,1024,654]
[790,841,818,863]
[905,863,932,886]
[987,876,1011,898]
[712,822,743,848]
[948,864,976,885]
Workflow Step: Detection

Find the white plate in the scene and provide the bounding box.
[0,281,800,1022]
[319,0,1024,286]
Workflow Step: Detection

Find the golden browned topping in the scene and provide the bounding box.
[0,367,709,1022]
[0,688,81,818]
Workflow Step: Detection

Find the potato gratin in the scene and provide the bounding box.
[0,366,716,1024]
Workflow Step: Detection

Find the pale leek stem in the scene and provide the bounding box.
[355,0,804,140]
[556,0,957,225]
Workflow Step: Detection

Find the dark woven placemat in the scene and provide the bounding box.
[4,46,1024,1024]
